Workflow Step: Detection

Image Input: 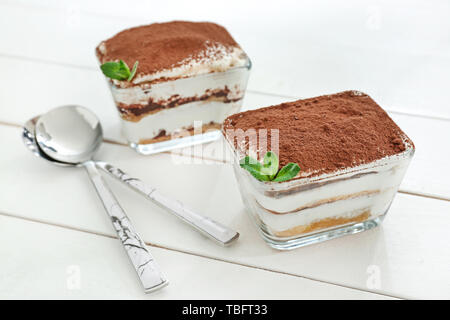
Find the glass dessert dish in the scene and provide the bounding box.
[107,62,250,154]
[96,21,251,154]
[231,148,414,250]
[223,91,415,250]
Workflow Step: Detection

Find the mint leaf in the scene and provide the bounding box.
[100,60,138,81]
[273,163,301,182]
[261,151,279,180]
[128,61,139,81]
[240,153,300,182]
[240,156,270,181]
[242,165,271,181]
[239,156,260,168]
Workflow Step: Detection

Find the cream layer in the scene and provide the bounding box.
[234,149,413,235]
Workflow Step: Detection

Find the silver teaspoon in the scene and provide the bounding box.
[34,105,168,293]
[23,112,239,246]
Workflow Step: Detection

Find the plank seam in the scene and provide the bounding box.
[0,53,449,122]
[0,209,404,300]
[0,121,447,201]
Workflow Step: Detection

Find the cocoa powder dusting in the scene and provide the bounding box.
[97,21,240,76]
[223,91,414,178]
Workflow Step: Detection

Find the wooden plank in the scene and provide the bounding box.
[0,56,448,198]
[0,125,448,299]
[0,1,449,118]
[0,214,393,299]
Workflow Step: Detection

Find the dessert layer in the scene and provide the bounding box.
[97,21,248,87]
[223,90,414,178]
[122,100,242,144]
[257,189,380,215]
[235,155,411,233]
[257,189,392,234]
[274,210,370,237]
[252,157,409,213]
[117,87,242,122]
[139,123,221,145]
[110,61,249,123]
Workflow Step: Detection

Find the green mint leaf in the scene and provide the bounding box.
[100,60,131,81]
[273,163,301,182]
[128,61,139,81]
[242,165,271,181]
[118,59,130,73]
[240,153,300,182]
[262,151,279,180]
[239,156,270,181]
[239,156,260,168]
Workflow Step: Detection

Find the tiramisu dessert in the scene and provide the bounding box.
[96,21,251,154]
[223,91,415,249]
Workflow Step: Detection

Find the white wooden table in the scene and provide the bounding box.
[0,0,449,299]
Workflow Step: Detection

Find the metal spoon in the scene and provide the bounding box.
[33,105,168,293]
[23,111,239,246]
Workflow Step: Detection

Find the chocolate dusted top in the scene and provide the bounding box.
[96,21,241,78]
[223,91,414,178]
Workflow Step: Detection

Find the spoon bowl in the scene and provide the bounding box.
[23,111,239,247]
[30,105,168,293]
[23,116,73,167]
[35,105,103,164]
[23,106,239,289]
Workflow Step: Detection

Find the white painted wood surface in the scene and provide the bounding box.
[1,56,449,199]
[2,215,395,299]
[1,0,449,118]
[0,0,449,299]
[1,125,449,298]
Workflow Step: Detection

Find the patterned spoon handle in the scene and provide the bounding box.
[96,161,239,246]
[84,160,168,293]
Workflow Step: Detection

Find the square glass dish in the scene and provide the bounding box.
[229,146,414,250]
[223,90,415,250]
[106,60,251,155]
